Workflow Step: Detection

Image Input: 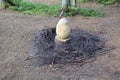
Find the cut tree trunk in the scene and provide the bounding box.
[73,0,77,7]
[0,0,4,5]
[59,0,71,17]
[62,0,71,9]
[58,0,77,17]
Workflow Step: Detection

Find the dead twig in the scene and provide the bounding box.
[58,8,65,18]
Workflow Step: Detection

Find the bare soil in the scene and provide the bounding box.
[0,1,120,80]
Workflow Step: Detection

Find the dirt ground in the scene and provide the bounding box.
[0,1,120,80]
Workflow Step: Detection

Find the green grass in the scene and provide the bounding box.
[0,4,5,9]
[8,0,60,16]
[6,0,104,17]
[97,0,117,5]
[79,0,90,3]
[79,0,118,5]
[64,7,104,17]
[0,1,5,10]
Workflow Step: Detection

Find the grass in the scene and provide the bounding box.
[8,0,60,16]
[0,1,5,10]
[0,4,5,10]
[63,7,104,17]
[79,0,118,5]
[97,0,117,5]
[6,0,104,17]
